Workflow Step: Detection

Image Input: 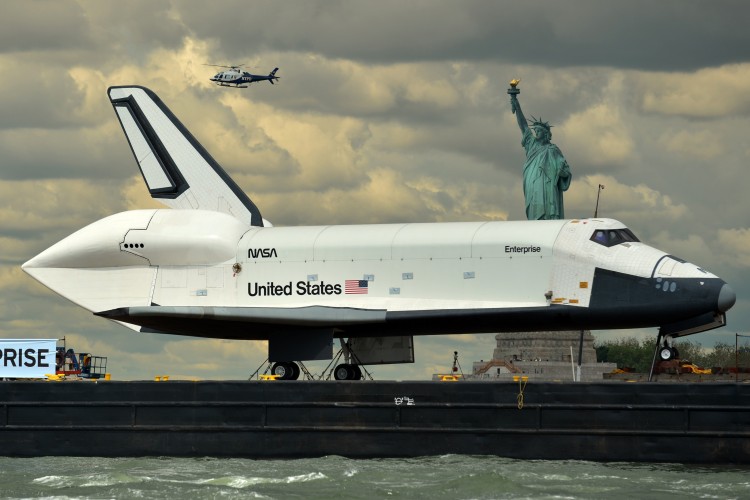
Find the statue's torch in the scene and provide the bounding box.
[508,79,520,114]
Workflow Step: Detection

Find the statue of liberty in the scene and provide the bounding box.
[508,80,571,220]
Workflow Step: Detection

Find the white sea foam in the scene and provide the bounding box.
[285,472,327,483]
[7,457,750,499]
[80,472,144,487]
[195,472,326,488]
[32,476,73,488]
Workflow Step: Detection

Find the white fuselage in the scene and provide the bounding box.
[23,209,728,339]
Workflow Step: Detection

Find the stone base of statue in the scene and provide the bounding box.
[469,331,616,382]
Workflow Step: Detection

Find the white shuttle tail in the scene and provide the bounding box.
[108,86,265,227]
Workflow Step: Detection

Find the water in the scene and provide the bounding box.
[1,456,748,499]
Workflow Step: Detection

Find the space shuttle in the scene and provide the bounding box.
[22,86,736,380]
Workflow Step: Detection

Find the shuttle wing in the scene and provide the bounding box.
[95,305,388,340]
[108,86,264,227]
[97,305,387,328]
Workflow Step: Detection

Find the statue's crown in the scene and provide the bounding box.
[529,116,552,131]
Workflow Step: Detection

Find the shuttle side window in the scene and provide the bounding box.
[590,228,640,248]
[621,229,640,242]
[592,230,608,245]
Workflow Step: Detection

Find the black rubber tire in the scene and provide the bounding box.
[659,347,674,361]
[352,365,363,380]
[271,362,289,379]
[290,362,301,380]
[334,364,352,380]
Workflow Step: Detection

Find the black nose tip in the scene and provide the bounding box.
[718,284,736,312]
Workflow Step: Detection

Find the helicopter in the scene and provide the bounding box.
[205,64,280,88]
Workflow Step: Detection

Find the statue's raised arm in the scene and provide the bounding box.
[508,79,528,134]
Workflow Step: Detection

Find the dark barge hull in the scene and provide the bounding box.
[1,380,749,463]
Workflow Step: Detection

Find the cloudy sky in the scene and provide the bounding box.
[2,0,749,380]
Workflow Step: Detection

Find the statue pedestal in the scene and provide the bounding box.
[470,331,616,382]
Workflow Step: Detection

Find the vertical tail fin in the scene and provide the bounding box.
[108,86,265,227]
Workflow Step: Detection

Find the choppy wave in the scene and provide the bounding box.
[2,456,749,500]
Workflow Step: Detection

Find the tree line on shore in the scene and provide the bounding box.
[594,337,750,373]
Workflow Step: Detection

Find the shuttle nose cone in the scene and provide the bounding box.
[717,284,736,313]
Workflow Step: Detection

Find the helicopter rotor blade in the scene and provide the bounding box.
[203,63,246,69]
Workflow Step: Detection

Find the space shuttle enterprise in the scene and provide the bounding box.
[23,86,736,380]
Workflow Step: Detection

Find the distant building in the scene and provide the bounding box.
[480,331,616,381]
[434,331,616,382]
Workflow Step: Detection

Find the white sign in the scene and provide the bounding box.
[0,339,56,378]
[394,396,415,406]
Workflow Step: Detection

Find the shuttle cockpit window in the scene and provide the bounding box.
[590,228,640,247]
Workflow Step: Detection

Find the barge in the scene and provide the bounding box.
[1,380,748,463]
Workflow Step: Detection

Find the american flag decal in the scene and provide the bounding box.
[345,279,369,294]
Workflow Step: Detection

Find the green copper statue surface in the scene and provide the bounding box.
[508,80,571,220]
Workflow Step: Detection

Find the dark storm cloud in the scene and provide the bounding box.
[83,0,189,60]
[179,0,750,71]
[0,126,134,181]
[1,1,189,67]
[0,0,91,53]
[0,65,105,130]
